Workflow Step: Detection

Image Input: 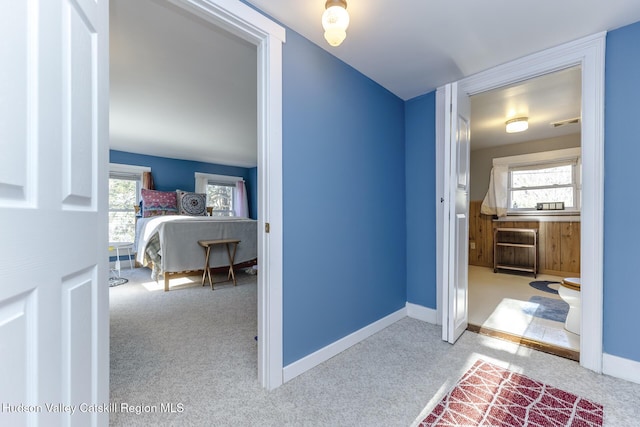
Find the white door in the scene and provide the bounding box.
[442,82,471,344]
[0,0,109,425]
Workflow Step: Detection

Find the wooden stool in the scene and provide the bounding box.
[197,239,240,290]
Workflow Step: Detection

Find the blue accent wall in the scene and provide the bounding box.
[248,167,258,220]
[282,31,406,365]
[109,150,257,219]
[405,92,437,308]
[603,21,640,362]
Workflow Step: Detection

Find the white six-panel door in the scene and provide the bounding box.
[0,0,109,425]
[442,82,471,344]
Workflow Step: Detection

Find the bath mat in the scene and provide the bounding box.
[523,296,569,322]
[418,359,603,426]
[529,280,561,294]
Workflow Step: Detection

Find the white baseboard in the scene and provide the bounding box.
[603,353,640,385]
[283,308,406,383]
[406,302,438,324]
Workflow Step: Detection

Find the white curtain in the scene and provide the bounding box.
[234,180,249,218]
[481,165,509,217]
[195,174,208,194]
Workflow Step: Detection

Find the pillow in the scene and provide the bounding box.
[177,191,207,216]
[141,189,178,218]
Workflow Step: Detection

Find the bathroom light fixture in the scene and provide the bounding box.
[322,0,349,47]
[505,117,528,133]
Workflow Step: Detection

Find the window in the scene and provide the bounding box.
[508,160,580,212]
[482,148,581,218]
[205,182,235,216]
[109,164,148,242]
[195,172,245,217]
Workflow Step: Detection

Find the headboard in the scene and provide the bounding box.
[133,204,213,216]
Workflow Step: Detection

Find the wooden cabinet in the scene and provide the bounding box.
[468,201,580,276]
[493,227,538,277]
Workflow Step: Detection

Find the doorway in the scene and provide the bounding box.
[109,0,285,389]
[466,68,582,359]
[438,32,605,373]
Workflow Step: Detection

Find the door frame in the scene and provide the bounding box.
[437,32,606,373]
[165,0,285,389]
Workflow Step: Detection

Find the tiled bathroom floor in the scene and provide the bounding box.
[468,265,580,353]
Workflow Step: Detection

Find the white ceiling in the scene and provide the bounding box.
[470,66,582,151]
[247,0,640,100]
[110,0,257,167]
[110,0,640,165]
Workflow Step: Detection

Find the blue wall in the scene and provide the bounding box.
[248,167,258,220]
[282,31,406,365]
[405,92,437,308]
[603,21,640,362]
[109,150,258,219]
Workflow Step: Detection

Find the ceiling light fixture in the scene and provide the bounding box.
[322,0,349,47]
[505,117,529,133]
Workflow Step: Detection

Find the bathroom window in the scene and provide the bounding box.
[508,160,580,214]
[482,148,581,218]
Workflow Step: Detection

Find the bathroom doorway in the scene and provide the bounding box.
[466,67,582,360]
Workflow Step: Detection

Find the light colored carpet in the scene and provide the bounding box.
[110,268,640,426]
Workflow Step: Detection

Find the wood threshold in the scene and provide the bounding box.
[466,323,580,362]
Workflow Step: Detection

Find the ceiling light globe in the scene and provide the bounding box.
[324,28,347,46]
[505,117,529,133]
[322,5,350,31]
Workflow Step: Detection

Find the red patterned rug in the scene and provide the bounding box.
[419,360,603,426]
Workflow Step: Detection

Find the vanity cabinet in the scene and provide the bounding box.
[493,227,538,277]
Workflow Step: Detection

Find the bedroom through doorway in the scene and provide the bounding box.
[108,0,284,391]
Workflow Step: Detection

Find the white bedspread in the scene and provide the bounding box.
[135,215,257,276]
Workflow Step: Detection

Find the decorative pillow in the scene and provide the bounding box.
[177,191,207,216]
[141,189,178,218]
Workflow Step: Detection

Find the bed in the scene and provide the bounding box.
[134,215,258,291]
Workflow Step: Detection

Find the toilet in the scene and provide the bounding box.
[559,277,581,335]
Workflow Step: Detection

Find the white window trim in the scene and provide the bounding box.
[109,163,150,175]
[492,147,580,167]
[195,172,243,193]
[195,172,242,185]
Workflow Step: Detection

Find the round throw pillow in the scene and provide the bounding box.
[178,191,206,216]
